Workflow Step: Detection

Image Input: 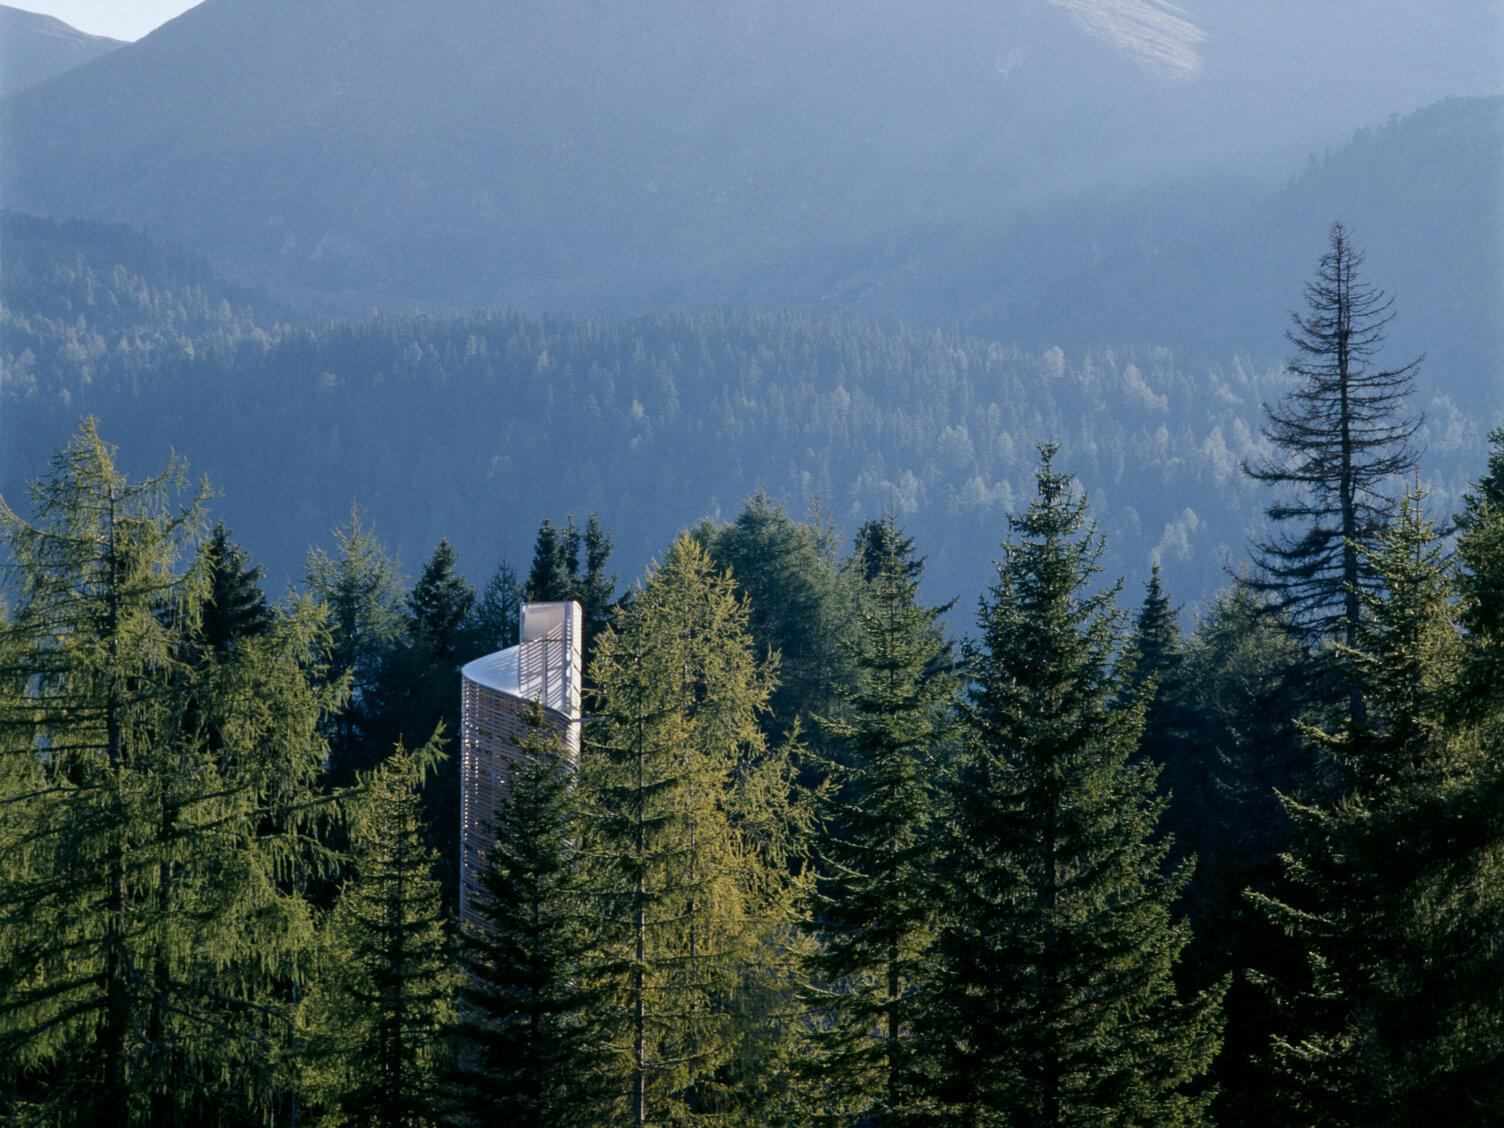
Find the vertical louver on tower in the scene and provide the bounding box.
[458,601,582,931]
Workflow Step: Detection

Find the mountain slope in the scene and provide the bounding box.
[2,0,1496,312]
[0,5,123,97]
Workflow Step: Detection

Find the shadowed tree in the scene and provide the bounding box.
[1243,221,1422,672]
[801,514,960,1126]
[1253,486,1504,1126]
[926,445,1222,1127]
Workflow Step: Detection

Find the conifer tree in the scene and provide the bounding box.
[801,515,960,1125]
[1253,487,1504,1126]
[306,504,407,784]
[0,421,341,1126]
[1243,221,1422,656]
[1456,426,1504,709]
[470,559,522,652]
[1160,587,1314,1128]
[198,520,273,652]
[583,534,804,1126]
[524,513,617,669]
[301,740,458,1128]
[703,491,858,761]
[926,445,1221,1127]
[452,702,614,1127]
[370,540,478,906]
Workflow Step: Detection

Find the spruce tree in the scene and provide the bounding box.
[451,702,613,1127]
[801,515,960,1125]
[0,421,341,1126]
[1253,487,1504,1126]
[301,740,458,1128]
[583,534,804,1126]
[926,445,1221,1127]
[469,559,522,652]
[1243,220,1422,656]
[1161,587,1314,1128]
[198,520,273,652]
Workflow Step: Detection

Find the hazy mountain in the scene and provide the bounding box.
[2,0,1497,315]
[0,5,123,98]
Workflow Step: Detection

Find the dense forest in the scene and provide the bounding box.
[2,210,1491,623]
[3,330,1501,1123]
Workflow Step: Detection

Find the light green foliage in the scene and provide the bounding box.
[300,740,458,1128]
[583,534,806,1126]
[928,445,1221,1128]
[801,515,960,1125]
[1255,486,1504,1126]
[0,420,341,1126]
[305,504,407,785]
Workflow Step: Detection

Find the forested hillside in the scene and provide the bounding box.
[4,209,1489,612]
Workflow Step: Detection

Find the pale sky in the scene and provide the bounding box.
[14,0,198,42]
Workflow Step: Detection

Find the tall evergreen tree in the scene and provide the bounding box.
[369,539,478,906]
[301,740,458,1128]
[1253,487,1504,1126]
[1243,220,1422,656]
[1158,587,1314,1128]
[583,534,805,1126]
[0,421,341,1126]
[702,491,858,761]
[524,513,617,669]
[1456,426,1504,710]
[451,702,614,1127]
[925,445,1222,1127]
[305,504,407,784]
[801,515,960,1125]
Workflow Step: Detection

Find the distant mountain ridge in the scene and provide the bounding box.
[2,0,1496,317]
[0,5,123,97]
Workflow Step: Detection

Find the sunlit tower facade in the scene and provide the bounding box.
[458,600,582,931]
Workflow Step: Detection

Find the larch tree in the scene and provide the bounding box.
[1243,220,1422,659]
[582,534,805,1126]
[801,514,960,1126]
[926,445,1222,1128]
[1253,486,1504,1126]
[305,504,407,785]
[0,421,341,1126]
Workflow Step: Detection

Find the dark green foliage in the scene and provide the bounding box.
[301,740,458,1128]
[801,515,960,1124]
[0,421,340,1126]
[1243,221,1422,653]
[1456,427,1504,710]
[1253,488,1504,1126]
[1161,588,1315,1128]
[451,703,613,1127]
[469,558,522,653]
[198,520,273,652]
[927,445,1221,1127]
[524,514,617,670]
[367,539,477,907]
[703,492,859,759]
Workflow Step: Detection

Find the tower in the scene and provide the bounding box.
[458,600,582,931]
